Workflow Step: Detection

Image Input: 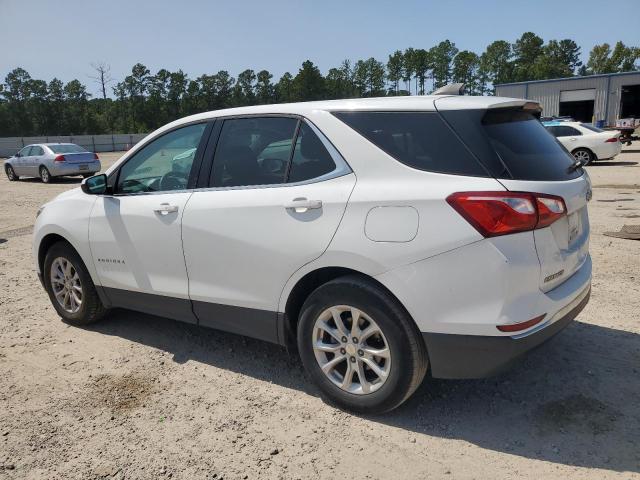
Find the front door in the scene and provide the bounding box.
[182,117,356,341]
[88,122,209,322]
[14,146,32,175]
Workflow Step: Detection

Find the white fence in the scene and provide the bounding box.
[0,133,148,157]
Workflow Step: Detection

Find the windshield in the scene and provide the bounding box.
[48,144,87,154]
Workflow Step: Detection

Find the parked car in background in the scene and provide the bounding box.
[33,96,592,413]
[543,121,621,165]
[4,143,101,183]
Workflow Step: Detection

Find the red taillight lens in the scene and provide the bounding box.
[54,155,66,162]
[605,137,618,143]
[93,153,99,160]
[536,195,566,228]
[446,191,566,237]
[497,314,546,332]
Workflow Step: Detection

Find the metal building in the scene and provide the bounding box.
[495,72,640,125]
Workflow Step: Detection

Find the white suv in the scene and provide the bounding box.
[33,95,592,413]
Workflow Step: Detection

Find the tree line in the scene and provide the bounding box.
[1,33,638,137]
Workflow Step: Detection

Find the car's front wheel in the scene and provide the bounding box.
[43,241,108,325]
[5,165,18,181]
[297,275,428,414]
[40,166,52,183]
[572,148,594,165]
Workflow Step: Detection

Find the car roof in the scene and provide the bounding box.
[163,95,534,128]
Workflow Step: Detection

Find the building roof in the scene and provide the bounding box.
[496,70,640,87]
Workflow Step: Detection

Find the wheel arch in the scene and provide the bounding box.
[38,233,75,275]
[571,146,596,160]
[279,266,419,350]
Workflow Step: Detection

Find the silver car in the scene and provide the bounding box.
[4,143,101,183]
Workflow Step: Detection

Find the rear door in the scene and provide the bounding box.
[182,116,355,341]
[438,103,591,291]
[28,145,45,175]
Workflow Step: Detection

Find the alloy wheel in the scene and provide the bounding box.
[50,257,83,314]
[6,166,15,180]
[312,305,391,395]
[573,150,591,164]
[40,168,49,183]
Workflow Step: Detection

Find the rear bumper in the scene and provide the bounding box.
[50,160,101,176]
[423,286,590,379]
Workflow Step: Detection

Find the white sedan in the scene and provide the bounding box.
[543,121,621,165]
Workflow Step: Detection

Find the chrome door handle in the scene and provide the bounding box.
[284,198,322,213]
[154,203,179,215]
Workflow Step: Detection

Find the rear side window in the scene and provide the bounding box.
[288,123,336,183]
[31,146,44,156]
[333,111,487,176]
[440,108,582,181]
[211,117,298,187]
[548,125,581,137]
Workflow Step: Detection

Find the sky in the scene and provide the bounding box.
[2,0,639,97]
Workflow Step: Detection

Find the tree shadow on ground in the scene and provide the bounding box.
[89,312,640,474]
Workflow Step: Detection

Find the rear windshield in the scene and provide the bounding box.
[333,111,487,176]
[439,108,582,181]
[580,123,603,133]
[48,144,87,154]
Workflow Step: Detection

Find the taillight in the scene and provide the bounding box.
[446,191,566,237]
[54,155,66,162]
[605,137,618,143]
[93,153,99,160]
[536,194,566,228]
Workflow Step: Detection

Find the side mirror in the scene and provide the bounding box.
[81,174,108,195]
[15,152,21,158]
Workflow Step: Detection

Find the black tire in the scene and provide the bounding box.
[43,241,108,325]
[572,148,594,165]
[40,166,52,183]
[5,165,18,181]
[297,275,428,414]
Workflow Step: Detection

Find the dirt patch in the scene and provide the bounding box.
[534,394,621,436]
[87,373,155,413]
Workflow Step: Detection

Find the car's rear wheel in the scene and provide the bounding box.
[297,275,428,414]
[572,148,594,165]
[40,166,52,183]
[43,241,108,325]
[5,165,18,181]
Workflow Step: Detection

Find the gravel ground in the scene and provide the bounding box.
[1,150,639,479]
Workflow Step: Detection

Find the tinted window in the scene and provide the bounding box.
[117,123,206,194]
[211,117,298,187]
[31,146,44,156]
[441,108,581,181]
[49,144,86,153]
[288,123,336,183]
[334,111,486,176]
[552,125,582,137]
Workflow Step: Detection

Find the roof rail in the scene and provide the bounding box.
[432,83,465,95]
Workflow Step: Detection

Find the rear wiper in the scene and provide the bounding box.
[567,159,585,173]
